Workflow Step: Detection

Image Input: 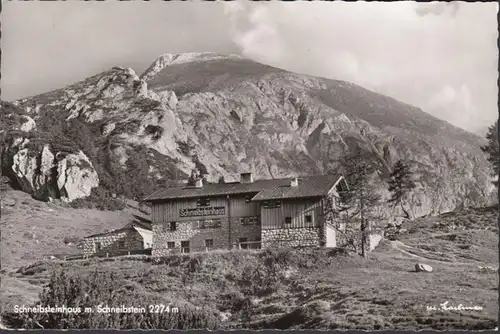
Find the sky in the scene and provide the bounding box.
[2,1,498,134]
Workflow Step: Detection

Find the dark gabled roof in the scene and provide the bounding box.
[84,216,153,239]
[84,226,134,239]
[143,174,343,202]
[251,174,343,201]
[125,215,153,230]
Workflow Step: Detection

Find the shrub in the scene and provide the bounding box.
[63,236,82,245]
[145,125,164,140]
[70,187,126,211]
[4,270,221,330]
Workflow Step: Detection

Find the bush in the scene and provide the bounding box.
[145,125,164,140]
[63,236,82,245]
[4,269,221,330]
[70,187,126,211]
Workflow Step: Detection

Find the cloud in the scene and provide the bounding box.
[415,2,460,17]
[222,1,498,132]
[3,1,497,133]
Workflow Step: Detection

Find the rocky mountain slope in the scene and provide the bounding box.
[1,52,496,218]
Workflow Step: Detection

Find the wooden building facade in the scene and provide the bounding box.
[144,173,349,257]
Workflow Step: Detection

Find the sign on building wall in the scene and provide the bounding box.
[179,206,226,217]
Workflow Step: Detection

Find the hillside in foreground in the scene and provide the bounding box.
[1,202,497,330]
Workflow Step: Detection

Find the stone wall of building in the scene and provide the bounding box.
[152,216,263,257]
[230,216,262,248]
[261,227,321,248]
[153,218,230,257]
[83,229,143,255]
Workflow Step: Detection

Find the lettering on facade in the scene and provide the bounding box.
[179,206,226,217]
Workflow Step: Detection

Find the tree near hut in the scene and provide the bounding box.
[387,160,416,219]
[480,120,499,187]
[326,147,382,258]
[187,169,201,186]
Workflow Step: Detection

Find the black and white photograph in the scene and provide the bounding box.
[0,0,498,330]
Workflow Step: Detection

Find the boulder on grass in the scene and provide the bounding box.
[415,263,433,272]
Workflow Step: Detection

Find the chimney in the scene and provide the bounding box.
[194,178,203,188]
[240,172,254,184]
[290,177,299,187]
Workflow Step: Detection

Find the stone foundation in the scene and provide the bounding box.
[261,227,321,248]
[153,217,262,257]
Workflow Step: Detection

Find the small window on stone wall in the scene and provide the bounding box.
[181,241,190,253]
[118,240,125,248]
[205,239,214,251]
[167,242,175,249]
[169,222,177,231]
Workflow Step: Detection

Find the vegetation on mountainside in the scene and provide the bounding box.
[0,101,181,207]
[480,120,499,186]
[387,160,416,218]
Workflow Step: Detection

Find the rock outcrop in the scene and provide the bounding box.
[1,125,99,202]
[56,151,99,202]
[2,53,496,217]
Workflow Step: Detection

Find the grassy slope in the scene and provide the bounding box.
[1,199,497,330]
[0,190,148,310]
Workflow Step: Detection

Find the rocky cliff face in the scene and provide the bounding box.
[1,102,99,202]
[2,52,496,219]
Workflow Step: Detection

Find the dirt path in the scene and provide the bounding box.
[389,240,485,267]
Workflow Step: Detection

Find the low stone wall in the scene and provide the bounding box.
[261,227,321,248]
[83,229,143,255]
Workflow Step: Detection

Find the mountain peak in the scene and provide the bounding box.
[140,52,244,81]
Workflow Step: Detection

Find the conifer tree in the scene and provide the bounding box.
[387,160,416,219]
[328,147,382,258]
[480,120,499,186]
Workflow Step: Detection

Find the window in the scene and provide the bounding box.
[181,241,190,253]
[200,219,221,229]
[197,197,210,207]
[167,242,175,249]
[263,201,280,209]
[95,242,102,251]
[284,217,292,224]
[118,240,125,248]
[241,216,261,226]
[250,236,261,249]
[169,222,177,231]
[239,238,248,250]
[305,215,313,224]
[205,239,214,251]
